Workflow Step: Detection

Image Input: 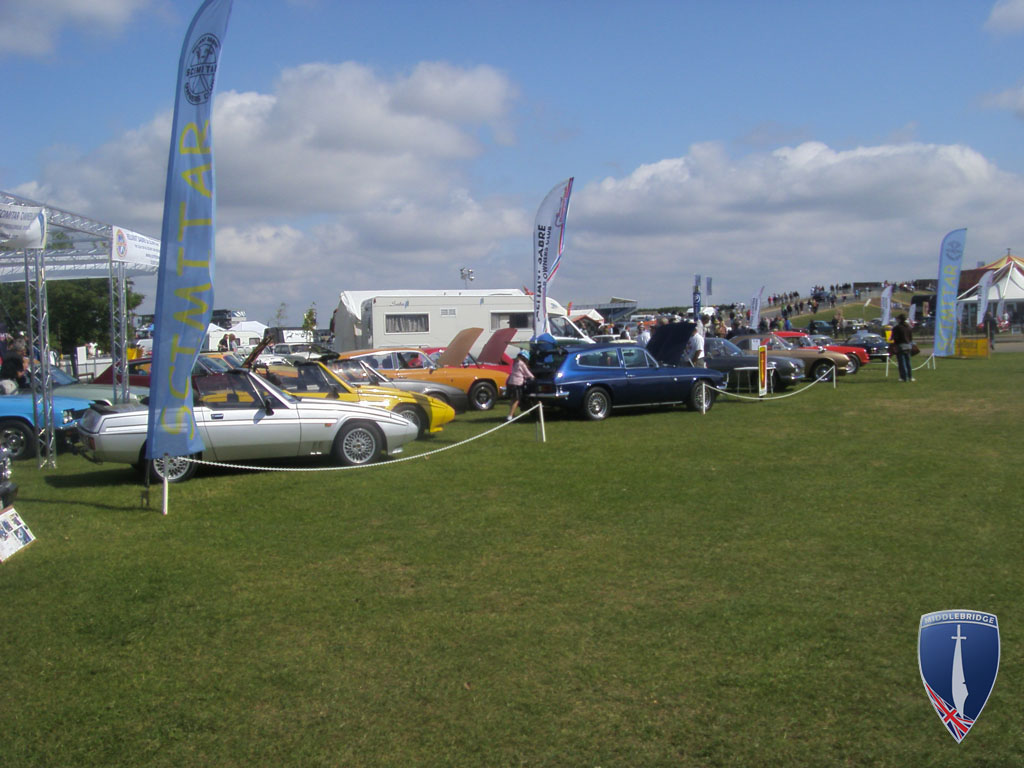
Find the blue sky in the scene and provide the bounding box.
[4,0,1024,325]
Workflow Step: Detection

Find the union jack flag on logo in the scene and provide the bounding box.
[918,610,999,743]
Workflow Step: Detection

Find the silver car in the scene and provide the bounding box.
[77,369,419,482]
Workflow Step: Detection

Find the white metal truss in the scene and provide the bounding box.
[1,191,159,467]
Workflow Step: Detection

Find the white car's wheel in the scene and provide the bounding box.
[333,422,383,466]
[146,453,198,483]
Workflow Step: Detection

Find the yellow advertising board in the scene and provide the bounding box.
[758,345,768,397]
[955,338,990,358]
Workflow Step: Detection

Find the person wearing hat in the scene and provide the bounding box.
[505,350,535,421]
[891,313,914,382]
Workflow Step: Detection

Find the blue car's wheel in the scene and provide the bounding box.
[687,380,716,412]
[0,419,36,461]
[582,387,611,421]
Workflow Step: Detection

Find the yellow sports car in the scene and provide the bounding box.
[335,328,509,411]
[258,359,454,438]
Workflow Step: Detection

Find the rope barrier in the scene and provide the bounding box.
[710,367,835,402]
[913,353,936,371]
[174,403,543,474]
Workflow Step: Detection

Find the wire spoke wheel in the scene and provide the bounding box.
[149,454,196,483]
[335,423,382,465]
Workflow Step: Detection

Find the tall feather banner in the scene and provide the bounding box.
[934,229,967,358]
[532,178,573,335]
[146,0,234,459]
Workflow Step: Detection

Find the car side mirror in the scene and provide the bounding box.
[262,394,275,414]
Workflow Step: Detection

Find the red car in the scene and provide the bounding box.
[422,327,517,374]
[91,355,232,388]
[775,331,869,373]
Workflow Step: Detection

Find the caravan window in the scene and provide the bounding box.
[549,316,585,339]
[491,312,531,331]
[385,313,429,334]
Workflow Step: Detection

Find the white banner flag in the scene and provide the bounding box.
[976,270,994,324]
[0,203,46,249]
[880,284,894,326]
[749,285,765,330]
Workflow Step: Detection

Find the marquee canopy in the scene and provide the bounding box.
[957,256,1024,304]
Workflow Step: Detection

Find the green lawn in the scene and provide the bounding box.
[3,353,1022,767]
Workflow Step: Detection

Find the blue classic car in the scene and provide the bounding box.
[530,342,726,420]
[0,392,95,460]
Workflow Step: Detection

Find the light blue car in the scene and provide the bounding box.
[0,392,94,460]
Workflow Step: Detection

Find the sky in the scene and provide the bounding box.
[4,0,1024,326]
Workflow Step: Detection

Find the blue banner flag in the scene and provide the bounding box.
[532,178,573,335]
[934,228,967,358]
[146,0,233,459]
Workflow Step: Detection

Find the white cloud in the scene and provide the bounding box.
[0,0,150,56]
[983,84,1024,118]
[20,57,1024,323]
[561,140,1024,305]
[24,60,523,324]
[986,0,1024,33]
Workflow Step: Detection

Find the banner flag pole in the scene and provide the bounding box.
[146,0,234,466]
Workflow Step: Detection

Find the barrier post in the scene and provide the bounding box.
[537,402,546,443]
[162,468,169,516]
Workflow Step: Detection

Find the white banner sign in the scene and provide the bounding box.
[0,508,35,563]
[111,226,161,268]
[0,203,46,249]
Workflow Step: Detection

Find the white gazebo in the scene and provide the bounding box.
[956,253,1024,326]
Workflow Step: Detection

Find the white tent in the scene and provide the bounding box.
[957,257,1024,323]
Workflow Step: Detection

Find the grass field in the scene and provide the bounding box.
[3,351,1023,767]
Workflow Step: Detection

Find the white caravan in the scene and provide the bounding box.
[331,289,592,353]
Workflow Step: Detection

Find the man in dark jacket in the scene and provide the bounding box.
[891,314,914,382]
[983,311,998,350]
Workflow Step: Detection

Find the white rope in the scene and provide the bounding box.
[912,353,935,371]
[710,368,834,402]
[175,404,542,474]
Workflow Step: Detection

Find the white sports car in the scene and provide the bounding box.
[77,369,419,482]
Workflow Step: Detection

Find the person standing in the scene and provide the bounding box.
[684,325,705,367]
[636,323,651,348]
[0,338,28,389]
[891,314,914,382]
[983,311,997,350]
[505,351,535,421]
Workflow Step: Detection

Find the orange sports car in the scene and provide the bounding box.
[335,328,509,411]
